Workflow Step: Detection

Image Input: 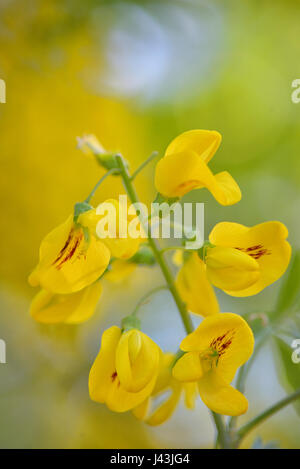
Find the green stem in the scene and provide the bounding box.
[116,154,230,449]
[212,412,231,449]
[85,168,120,203]
[132,285,169,317]
[236,387,300,444]
[130,151,158,180]
[116,154,194,335]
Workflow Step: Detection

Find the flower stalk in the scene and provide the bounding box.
[115,154,194,335]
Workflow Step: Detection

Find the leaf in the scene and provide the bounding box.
[273,337,300,416]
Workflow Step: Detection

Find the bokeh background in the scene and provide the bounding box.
[0,0,300,448]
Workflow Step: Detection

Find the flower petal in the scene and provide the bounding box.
[206,246,260,291]
[176,253,219,317]
[172,352,203,382]
[116,329,161,393]
[155,151,241,205]
[145,386,181,426]
[180,313,254,383]
[198,370,248,416]
[89,326,122,404]
[165,130,222,164]
[30,281,102,324]
[209,222,291,296]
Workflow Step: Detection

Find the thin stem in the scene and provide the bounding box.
[130,151,158,180]
[115,153,232,449]
[116,154,194,335]
[236,387,300,443]
[132,285,169,317]
[85,168,120,203]
[212,412,231,449]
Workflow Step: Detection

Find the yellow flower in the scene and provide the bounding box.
[154,130,241,205]
[173,313,254,416]
[30,281,102,324]
[28,214,110,294]
[175,252,220,316]
[89,326,161,412]
[80,199,142,260]
[205,246,260,292]
[133,353,197,426]
[208,221,291,296]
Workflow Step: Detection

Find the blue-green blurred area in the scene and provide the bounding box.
[0,0,300,448]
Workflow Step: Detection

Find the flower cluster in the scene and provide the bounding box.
[29,130,291,425]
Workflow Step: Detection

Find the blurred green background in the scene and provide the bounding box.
[0,0,300,448]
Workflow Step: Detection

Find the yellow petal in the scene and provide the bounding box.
[209,222,292,296]
[172,352,203,382]
[181,313,254,383]
[65,281,102,324]
[132,398,150,421]
[116,329,161,393]
[183,382,197,410]
[96,198,141,259]
[89,326,122,405]
[145,386,181,426]
[198,370,248,416]
[105,372,158,413]
[29,215,110,294]
[89,326,157,412]
[133,353,184,425]
[165,129,222,164]
[206,246,260,291]
[176,252,220,316]
[172,249,184,267]
[30,282,102,324]
[155,150,241,205]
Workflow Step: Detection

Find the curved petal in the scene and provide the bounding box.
[37,233,110,294]
[89,326,122,404]
[145,385,182,426]
[165,129,222,164]
[176,253,220,317]
[209,222,291,296]
[95,199,141,259]
[116,330,161,393]
[105,372,158,413]
[30,289,71,323]
[89,327,158,413]
[132,398,150,421]
[65,281,102,324]
[172,352,203,382]
[180,313,254,383]
[30,281,102,324]
[28,216,74,287]
[183,382,197,409]
[198,370,248,416]
[206,246,260,291]
[155,151,241,205]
